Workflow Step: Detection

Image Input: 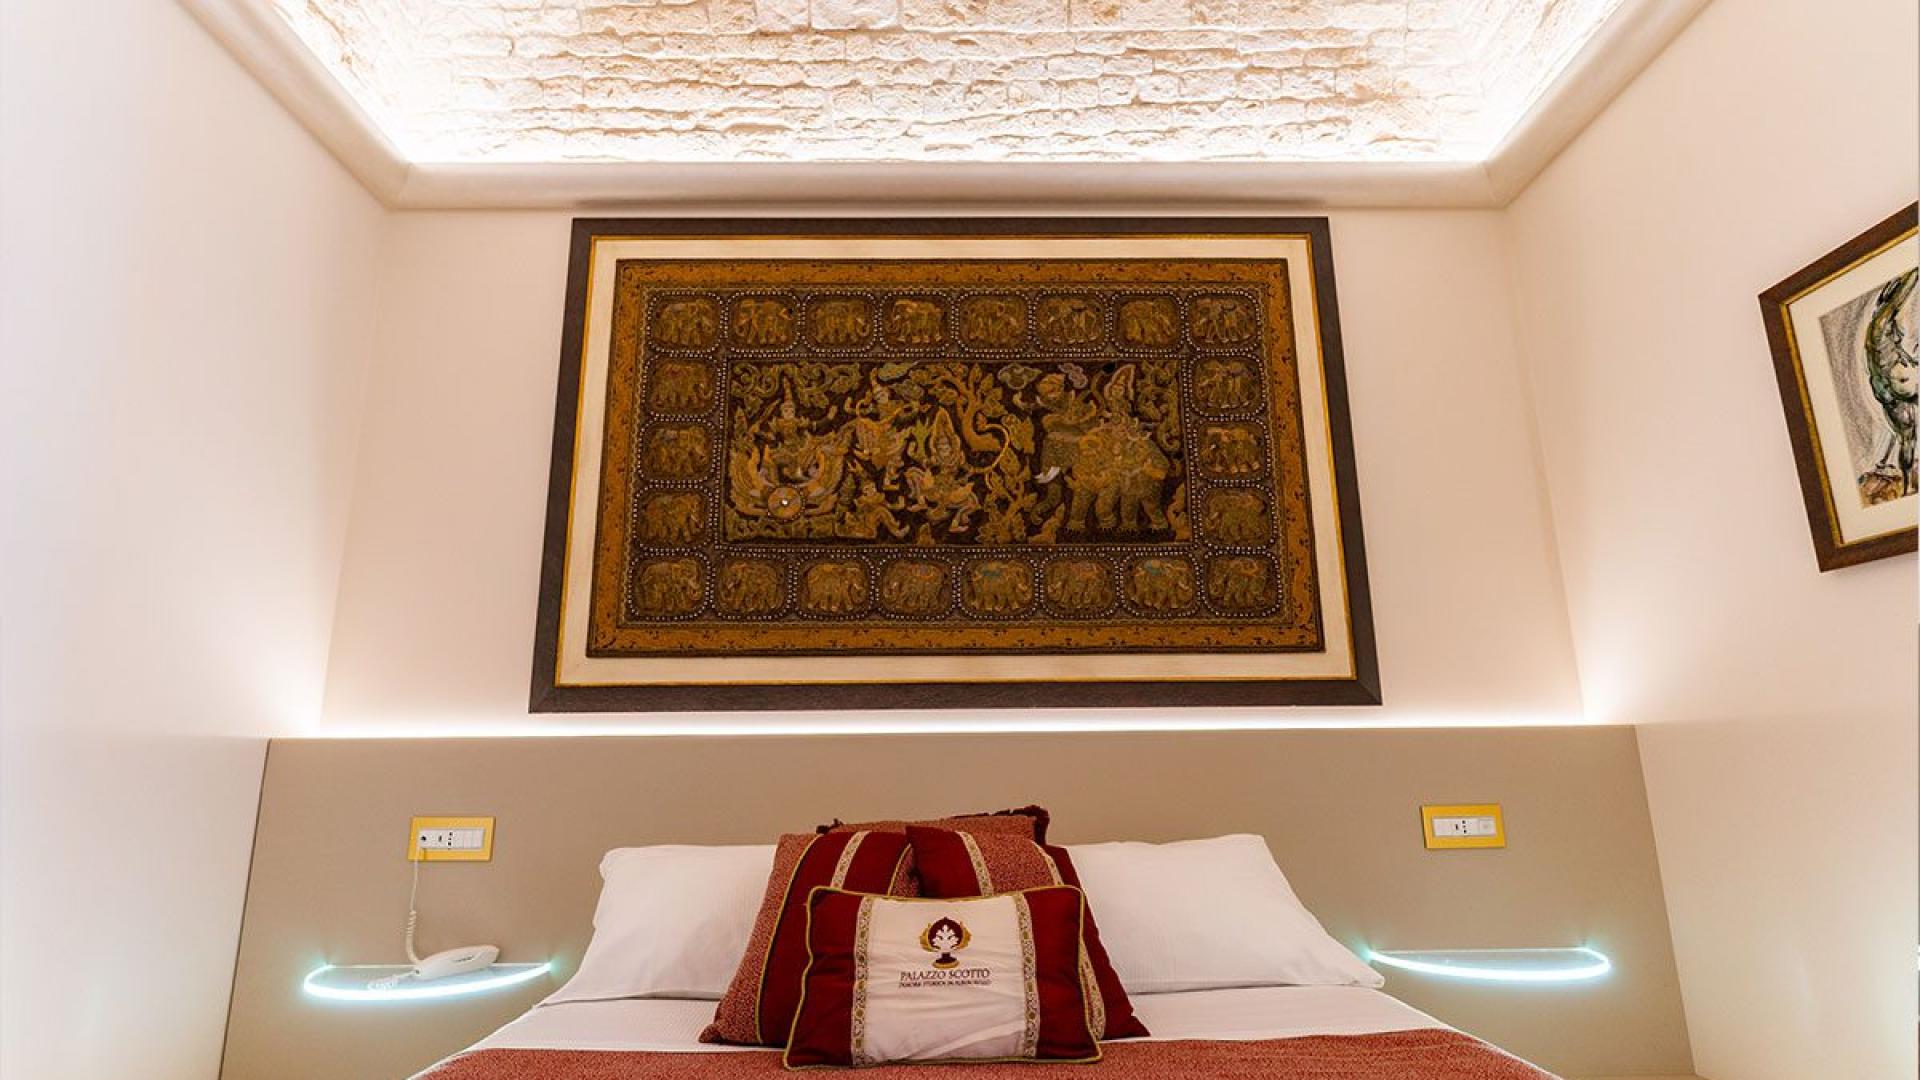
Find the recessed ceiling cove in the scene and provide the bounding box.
[271,0,1626,164]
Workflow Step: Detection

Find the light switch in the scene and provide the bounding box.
[408,816,494,861]
[1421,804,1505,850]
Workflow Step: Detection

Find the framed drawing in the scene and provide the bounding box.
[531,218,1377,711]
[1760,204,1919,572]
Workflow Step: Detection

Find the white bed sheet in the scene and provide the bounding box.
[467,987,1447,1054]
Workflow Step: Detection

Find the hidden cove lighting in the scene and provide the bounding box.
[1367,947,1613,985]
[303,962,552,1003]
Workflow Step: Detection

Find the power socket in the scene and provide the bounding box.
[409,816,494,861]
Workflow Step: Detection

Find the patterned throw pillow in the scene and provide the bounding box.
[817,804,1051,844]
[700,831,914,1046]
[784,887,1102,1068]
[906,825,1148,1040]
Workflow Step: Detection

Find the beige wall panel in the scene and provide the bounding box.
[223,728,1688,1079]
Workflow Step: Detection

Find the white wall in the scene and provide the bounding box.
[0,2,385,1077]
[316,210,1586,731]
[1505,1,1920,1078]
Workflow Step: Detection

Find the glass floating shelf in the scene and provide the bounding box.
[1367,947,1612,984]
[303,962,552,1002]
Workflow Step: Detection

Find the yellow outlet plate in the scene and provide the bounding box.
[408,816,494,862]
[1421,804,1505,850]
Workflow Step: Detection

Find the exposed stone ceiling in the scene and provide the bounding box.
[272,0,1625,164]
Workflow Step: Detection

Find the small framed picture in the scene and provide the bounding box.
[1760,204,1918,571]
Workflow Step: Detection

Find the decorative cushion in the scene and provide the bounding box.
[700,831,914,1046]
[817,804,1051,844]
[784,887,1102,1068]
[906,826,1148,1040]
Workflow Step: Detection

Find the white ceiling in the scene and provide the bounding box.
[270,0,1625,164]
[181,0,1706,207]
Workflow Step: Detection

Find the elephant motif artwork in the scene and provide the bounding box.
[536,220,1382,709]
[555,232,1368,688]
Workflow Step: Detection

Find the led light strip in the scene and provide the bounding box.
[1367,947,1612,984]
[302,962,552,1002]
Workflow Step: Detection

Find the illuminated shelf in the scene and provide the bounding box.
[303,962,551,1002]
[1367,947,1612,984]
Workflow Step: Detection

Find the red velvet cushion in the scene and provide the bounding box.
[906,825,1148,1040]
[700,831,913,1046]
[817,804,1051,844]
[785,886,1102,1068]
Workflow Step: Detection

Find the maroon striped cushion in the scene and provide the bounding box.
[817,805,1050,844]
[701,831,913,1046]
[906,825,1148,1040]
[784,886,1101,1067]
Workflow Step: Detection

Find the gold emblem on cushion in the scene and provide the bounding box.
[800,561,868,614]
[963,560,1033,613]
[653,298,720,349]
[1126,557,1195,611]
[1117,298,1178,348]
[644,425,710,479]
[1207,555,1274,610]
[879,560,949,616]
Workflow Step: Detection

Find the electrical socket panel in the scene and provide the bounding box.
[408,816,494,861]
[1420,803,1505,850]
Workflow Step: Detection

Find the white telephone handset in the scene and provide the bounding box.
[372,859,503,988]
[411,944,500,981]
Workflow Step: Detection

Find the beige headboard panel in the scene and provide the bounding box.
[222,728,1691,1079]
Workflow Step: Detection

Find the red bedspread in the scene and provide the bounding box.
[416,1031,1559,1079]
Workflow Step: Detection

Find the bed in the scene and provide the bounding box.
[413,986,1561,1079]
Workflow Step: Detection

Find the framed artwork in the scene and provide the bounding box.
[1760,204,1919,571]
[531,218,1377,711]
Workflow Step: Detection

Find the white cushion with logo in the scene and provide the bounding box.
[544,844,775,1005]
[860,896,1032,1062]
[1062,834,1382,993]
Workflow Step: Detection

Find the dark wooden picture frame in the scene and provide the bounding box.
[530,218,1378,711]
[1759,204,1918,572]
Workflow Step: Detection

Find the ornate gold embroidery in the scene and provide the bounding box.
[1015,893,1040,1059]
[957,831,995,893]
[830,831,867,889]
[849,896,875,1067]
[655,298,719,349]
[587,259,1322,656]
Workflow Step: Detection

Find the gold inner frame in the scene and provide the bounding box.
[583,256,1324,656]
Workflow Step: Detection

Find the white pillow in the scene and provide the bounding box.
[1063,834,1381,993]
[544,844,775,1005]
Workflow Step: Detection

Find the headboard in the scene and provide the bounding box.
[220,727,1691,1079]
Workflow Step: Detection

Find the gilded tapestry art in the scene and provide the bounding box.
[585,257,1322,656]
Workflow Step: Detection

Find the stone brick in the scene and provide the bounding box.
[1069,0,1191,30]
[283,0,1620,163]
[900,0,1069,30]
[811,0,899,30]
[755,0,810,31]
